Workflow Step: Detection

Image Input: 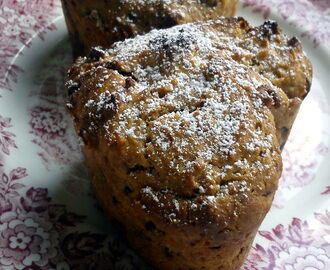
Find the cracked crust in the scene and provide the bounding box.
[68,17,313,148]
[61,0,238,56]
[190,17,312,148]
[65,19,287,270]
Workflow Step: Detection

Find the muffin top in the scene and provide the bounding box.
[66,18,282,225]
[62,0,237,55]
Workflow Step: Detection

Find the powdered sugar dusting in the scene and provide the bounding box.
[70,19,281,199]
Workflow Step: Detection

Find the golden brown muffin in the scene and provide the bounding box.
[188,18,312,148]
[61,0,238,56]
[66,20,286,270]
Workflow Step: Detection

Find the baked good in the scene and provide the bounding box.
[61,0,238,56]
[65,19,288,270]
[63,12,312,147]
[197,18,312,148]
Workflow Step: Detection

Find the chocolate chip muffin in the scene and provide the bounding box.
[65,19,289,270]
[194,18,312,147]
[61,0,238,56]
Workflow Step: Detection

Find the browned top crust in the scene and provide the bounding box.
[66,18,283,228]
[64,17,314,270]
[68,17,313,148]
[213,19,312,101]
[61,0,238,56]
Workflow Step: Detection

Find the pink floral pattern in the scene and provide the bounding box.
[0,0,330,269]
[0,167,27,216]
[242,0,330,47]
[29,104,82,168]
[0,115,17,155]
[0,210,58,269]
[28,40,83,169]
[242,212,330,269]
[272,85,330,208]
[0,0,61,91]
[322,187,330,195]
[0,164,150,270]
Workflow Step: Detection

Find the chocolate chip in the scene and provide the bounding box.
[209,246,222,250]
[96,93,118,120]
[260,21,279,40]
[288,36,299,47]
[106,61,133,78]
[162,13,180,28]
[257,85,281,108]
[127,165,146,174]
[164,247,173,258]
[127,13,137,23]
[200,0,218,7]
[281,127,289,137]
[125,77,135,88]
[251,58,260,66]
[88,46,106,61]
[78,129,89,144]
[237,17,249,30]
[112,196,118,204]
[264,21,279,34]
[67,82,80,96]
[124,186,133,195]
[145,221,156,231]
[150,29,196,55]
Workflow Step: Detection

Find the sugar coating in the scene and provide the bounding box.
[67,18,283,210]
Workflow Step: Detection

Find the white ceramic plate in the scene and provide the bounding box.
[0,1,330,269]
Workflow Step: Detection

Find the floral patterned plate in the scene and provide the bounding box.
[0,1,330,269]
